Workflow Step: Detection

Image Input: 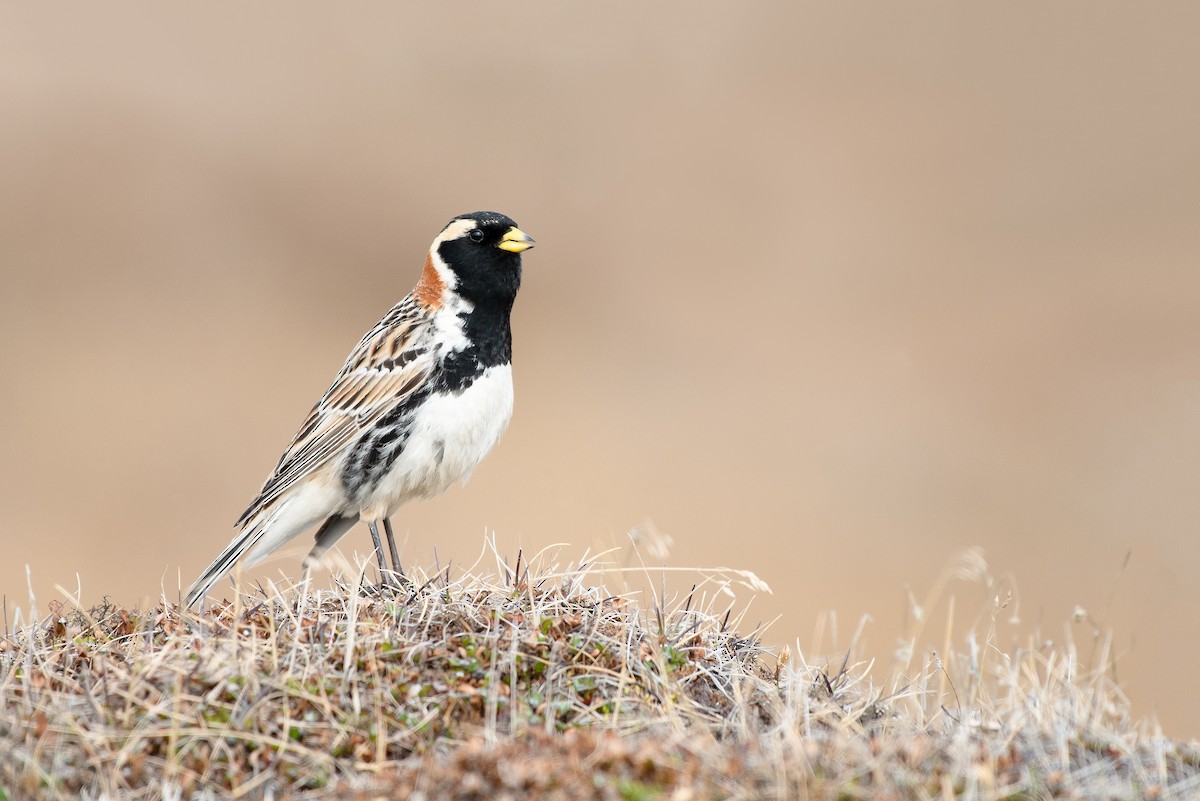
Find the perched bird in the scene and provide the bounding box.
[186,211,534,608]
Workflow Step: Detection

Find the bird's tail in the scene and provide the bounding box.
[184,521,267,609]
[185,487,336,608]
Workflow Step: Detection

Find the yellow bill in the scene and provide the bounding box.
[498,226,536,253]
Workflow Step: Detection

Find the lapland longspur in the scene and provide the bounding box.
[186,211,535,608]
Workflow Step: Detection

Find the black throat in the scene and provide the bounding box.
[437,299,513,392]
[435,239,522,393]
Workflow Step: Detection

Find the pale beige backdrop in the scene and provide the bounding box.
[2,4,1197,736]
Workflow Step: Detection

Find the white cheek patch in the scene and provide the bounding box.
[425,218,478,292]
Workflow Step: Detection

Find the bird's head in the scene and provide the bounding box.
[421,211,534,306]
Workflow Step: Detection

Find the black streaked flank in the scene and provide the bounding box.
[340,387,429,499]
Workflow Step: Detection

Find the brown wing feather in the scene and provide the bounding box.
[235,297,435,526]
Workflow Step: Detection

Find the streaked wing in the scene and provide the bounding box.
[236,297,434,525]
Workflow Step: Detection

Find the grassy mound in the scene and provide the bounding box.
[1,548,1196,799]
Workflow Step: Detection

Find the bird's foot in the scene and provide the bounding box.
[381,568,409,592]
[357,570,410,598]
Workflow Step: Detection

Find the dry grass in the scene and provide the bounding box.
[1,543,1197,800]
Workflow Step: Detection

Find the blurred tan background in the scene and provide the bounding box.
[2,4,1198,735]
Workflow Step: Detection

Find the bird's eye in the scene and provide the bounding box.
[468,229,485,243]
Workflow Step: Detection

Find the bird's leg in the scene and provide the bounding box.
[367,520,389,589]
[383,518,405,579]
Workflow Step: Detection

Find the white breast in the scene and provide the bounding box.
[359,364,514,519]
